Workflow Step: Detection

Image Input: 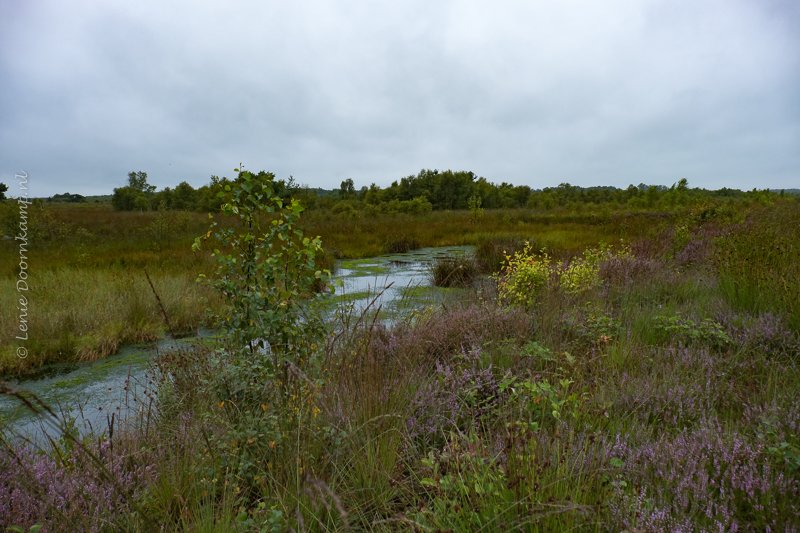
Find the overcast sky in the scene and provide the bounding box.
[1,0,798,196]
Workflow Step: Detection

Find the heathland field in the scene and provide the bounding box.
[0,179,798,530]
[1,198,675,375]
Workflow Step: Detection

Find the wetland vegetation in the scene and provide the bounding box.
[0,169,798,530]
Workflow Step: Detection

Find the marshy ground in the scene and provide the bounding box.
[1,196,798,531]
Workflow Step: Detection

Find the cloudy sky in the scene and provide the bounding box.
[1,0,798,196]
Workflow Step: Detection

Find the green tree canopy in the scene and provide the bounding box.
[128,171,155,193]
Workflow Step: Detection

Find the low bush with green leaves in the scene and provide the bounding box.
[653,313,732,349]
[495,241,554,307]
[192,166,330,370]
[497,242,634,306]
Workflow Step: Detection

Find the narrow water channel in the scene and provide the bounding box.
[0,246,472,441]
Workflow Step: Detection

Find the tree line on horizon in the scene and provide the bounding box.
[10,169,783,213]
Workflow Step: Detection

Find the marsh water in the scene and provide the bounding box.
[0,246,472,441]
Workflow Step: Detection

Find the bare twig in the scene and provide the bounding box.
[144,268,175,337]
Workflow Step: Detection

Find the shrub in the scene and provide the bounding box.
[0,438,154,531]
[560,257,601,294]
[331,201,360,218]
[560,244,633,294]
[495,242,553,307]
[609,419,800,532]
[568,307,621,348]
[653,313,732,350]
[401,196,433,215]
[406,348,503,451]
[365,303,532,365]
[192,167,329,367]
[497,242,635,305]
[413,433,516,530]
[598,250,659,286]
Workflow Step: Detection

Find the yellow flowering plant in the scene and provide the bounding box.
[495,241,552,307]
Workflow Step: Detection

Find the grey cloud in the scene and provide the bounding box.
[0,0,797,196]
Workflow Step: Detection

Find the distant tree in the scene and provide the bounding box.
[128,171,155,193]
[111,187,140,210]
[0,182,7,200]
[196,176,229,212]
[363,183,382,205]
[473,177,496,207]
[511,185,532,207]
[112,170,156,211]
[50,192,86,202]
[171,181,197,210]
[645,185,660,207]
[432,170,475,209]
[156,187,174,208]
[339,178,356,198]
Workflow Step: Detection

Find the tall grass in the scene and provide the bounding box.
[715,199,800,331]
[0,269,220,375]
[430,256,479,288]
